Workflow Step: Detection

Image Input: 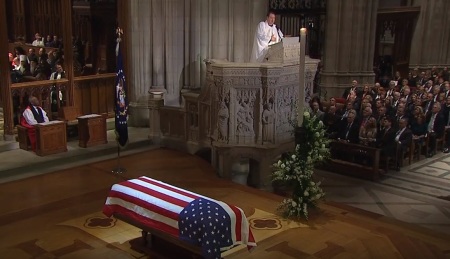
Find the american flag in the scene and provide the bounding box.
[114,27,128,147]
[103,176,256,258]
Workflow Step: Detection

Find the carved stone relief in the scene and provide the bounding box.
[235,89,257,137]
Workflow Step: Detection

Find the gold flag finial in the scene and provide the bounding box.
[116,27,123,38]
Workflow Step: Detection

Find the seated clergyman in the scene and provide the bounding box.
[20,96,50,150]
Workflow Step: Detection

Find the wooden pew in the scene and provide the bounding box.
[326,141,382,181]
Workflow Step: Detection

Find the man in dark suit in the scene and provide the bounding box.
[426,102,445,157]
[342,80,361,100]
[337,109,359,144]
[422,92,434,116]
[323,105,341,139]
[376,116,397,158]
[394,118,413,170]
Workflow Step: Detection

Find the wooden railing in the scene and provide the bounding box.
[11,79,68,123]
[327,141,382,181]
[8,73,115,126]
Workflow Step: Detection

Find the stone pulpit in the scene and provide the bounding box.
[202,38,320,190]
[265,37,301,64]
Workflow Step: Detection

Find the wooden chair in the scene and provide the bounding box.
[58,106,81,139]
[58,106,81,125]
[396,141,413,168]
[411,137,426,161]
[425,133,445,156]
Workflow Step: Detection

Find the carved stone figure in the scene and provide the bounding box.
[236,99,254,134]
[262,103,275,143]
[218,101,229,140]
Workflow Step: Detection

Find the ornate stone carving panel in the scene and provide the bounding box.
[205,55,319,147]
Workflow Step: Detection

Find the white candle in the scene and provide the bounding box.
[298,28,307,127]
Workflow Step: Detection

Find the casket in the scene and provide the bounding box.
[103,176,256,258]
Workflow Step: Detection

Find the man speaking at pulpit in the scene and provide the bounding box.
[250,10,284,63]
[21,96,50,151]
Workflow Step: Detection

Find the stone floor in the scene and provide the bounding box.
[0,129,449,236]
[316,152,450,235]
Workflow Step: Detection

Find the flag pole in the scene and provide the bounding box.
[112,26,128,175]
[112,142,126,174]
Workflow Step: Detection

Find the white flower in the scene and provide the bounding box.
[318,121,323,126]
[281,164,285,169]
[277,160,282,166]
[321,144,325,149]
[291,200,297,207]
[315,194,322,200]
[291,154,296,160]
[304,191,309,197]
[310,182,315,186]
[315,132,320,137]
[304,112,310,119]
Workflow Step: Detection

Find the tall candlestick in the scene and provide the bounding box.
[298,28,307,127]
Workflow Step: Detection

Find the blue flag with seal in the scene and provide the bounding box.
[115,28,128,147]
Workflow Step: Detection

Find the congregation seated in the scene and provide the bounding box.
[6,31,71,83]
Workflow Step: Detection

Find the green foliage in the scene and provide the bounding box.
[272,111,330,219]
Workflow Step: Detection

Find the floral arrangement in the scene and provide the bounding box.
[272,111,330,219]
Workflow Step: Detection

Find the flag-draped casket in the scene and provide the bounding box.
[103,176,256,258]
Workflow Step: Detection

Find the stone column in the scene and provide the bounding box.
[148,97,164,144]
[409,0,450,68]
[320,0,379,99]
[0,0,14,140]
[127,0,267,127]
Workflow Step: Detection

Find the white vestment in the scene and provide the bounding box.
[250,21,283,63]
